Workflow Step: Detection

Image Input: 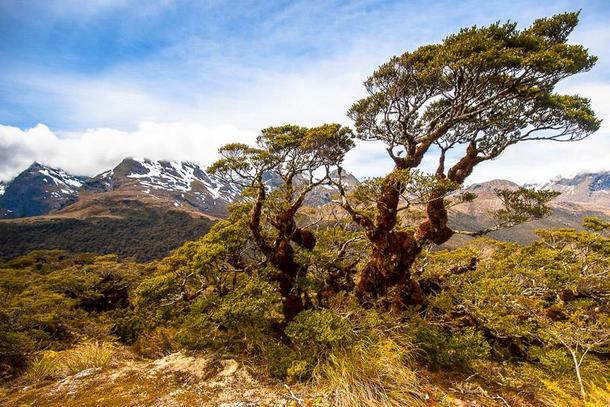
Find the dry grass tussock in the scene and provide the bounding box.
[313,336,424,407]
[26,341,116,382]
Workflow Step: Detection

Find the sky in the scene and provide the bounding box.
[0,0,609,184]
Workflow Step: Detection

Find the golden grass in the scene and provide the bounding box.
[541,379,610,407]
[312,337,424,407]
[26,341,116,382]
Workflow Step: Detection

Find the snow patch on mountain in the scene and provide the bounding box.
[37,167,84,192]
[126,158,240,200]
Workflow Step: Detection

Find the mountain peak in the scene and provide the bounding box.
[0,162,86,218]
[542,170,610,208]
[26,161,47,171]
[78,157,242,217]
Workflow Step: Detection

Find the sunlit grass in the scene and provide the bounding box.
[26,341,116,382]
[313,336,423,407]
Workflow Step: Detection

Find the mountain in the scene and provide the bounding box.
[541,172,610,212]
[446,172,610,247]
[0,162,86,218]
[0,160,608,260]
[0,159,229,261]
[63,158,241,218]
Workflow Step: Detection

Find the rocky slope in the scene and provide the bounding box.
[446,174,610,246]
[0,351,306,406]
[541,172,610,213]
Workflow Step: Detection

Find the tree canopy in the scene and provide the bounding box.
[209,124,354,321]
[335,11,600,307]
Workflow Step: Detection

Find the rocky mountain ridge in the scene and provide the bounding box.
[1,160,609,221]
[0,158,243,220]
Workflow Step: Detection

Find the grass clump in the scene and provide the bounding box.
[312,332,422,407]
[24,351,61,382]
[26,341,116,382]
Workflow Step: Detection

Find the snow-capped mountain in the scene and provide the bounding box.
[76,158,241,217]
[0,162,86,218]
[2,159,608,223]
[446,172,610,246]
[540,172,610,209]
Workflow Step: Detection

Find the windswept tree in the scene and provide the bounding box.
[209,124,354,322]
[336,12,600,307]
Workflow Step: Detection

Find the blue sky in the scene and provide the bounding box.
[0,0,609,183]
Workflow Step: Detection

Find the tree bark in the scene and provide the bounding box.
[272,239,304,323]
[569,348,587,400]
[353,170,456,309]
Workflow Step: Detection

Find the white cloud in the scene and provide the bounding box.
[1,79,608,183]
[0,122,256,181]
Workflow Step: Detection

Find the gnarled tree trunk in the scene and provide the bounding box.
[249,189,315,322]
[354,170,455,309]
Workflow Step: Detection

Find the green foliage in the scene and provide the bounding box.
[175,274,281,352]
[493,187,560,226]
[583,216,610,234]
[530,347,573,374]
[416,325,491,369]
[285,309,354,352]
[349,11,599,162]
[410,217,610,399]
[266,296,416,383]
[0,251,144,377]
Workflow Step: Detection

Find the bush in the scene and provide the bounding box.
[176,274,281,352]
[530,347,573,375]
[416,325,491,369]
[285,309,354,351]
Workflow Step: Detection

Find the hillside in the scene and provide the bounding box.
[0,205,214,261]
[0,159,234,261]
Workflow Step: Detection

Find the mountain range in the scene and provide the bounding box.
[0,159,608,260]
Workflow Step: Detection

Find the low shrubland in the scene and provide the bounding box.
[1,216,608,405]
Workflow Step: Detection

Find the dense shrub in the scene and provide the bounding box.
[415,325,491,369]
[175,274,281,352]
[0,251,144,378]
[1,216,608,404]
